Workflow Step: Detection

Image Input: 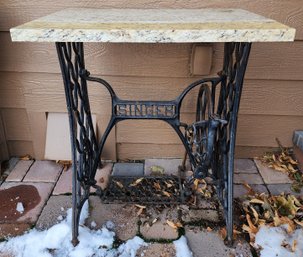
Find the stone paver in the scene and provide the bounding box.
[86,196,138,241]
[234,159,258,174]
[254,159,292,184]
[0,182,54,224]
[36,195,72,230]
[140,207,179,240]
[267,184,302,196]
[137,243,176,257]
[52,167,72,195]
[6,160,34,182]
[112,162,144,177]
[181,207,220,224]
[234,184,269,198]
[23,160,62,183]
[53,163,113,195]
[234,173,264,185]
[185,228,233,257]
[144,159,182,176]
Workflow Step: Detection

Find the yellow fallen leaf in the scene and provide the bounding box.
[129,177,144,187]
[166,220,181,230]
[206,227,213,232]
[114,181,124,189]
[219,227,227,240]
[292,240,297,252]
[250,199,264,205]
[162,191,171,197]
[153,182,161,191]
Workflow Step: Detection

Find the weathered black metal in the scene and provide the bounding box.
[102,176,183,204]
[56,41,251,246]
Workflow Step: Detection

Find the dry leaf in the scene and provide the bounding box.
[20,155,33,161]
[162,191,171,197]
[166,220,182,230]
[250,199,264,205]
[206,227,213,232]
[129,178,144,187]
[292,240,297,252]
[219,227,227,240]
[114,181,124,189]
[153,182,161,191]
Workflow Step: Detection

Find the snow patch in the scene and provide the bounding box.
[174,236,193,257]
[16,202,24,214]
[0,199,193,257]
[255,225,303,257]
[0,200,146,257]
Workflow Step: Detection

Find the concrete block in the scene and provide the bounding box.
[112,162,144,177]
[185,228,233,257]
[23,160,62,183]
[86,196,138,241]
[0,182,54,224]
[254,160,292,184]
[140,206,179,240]
[36,195,72,230]
[144,159,182,176]
[234,159,258,174]
[6,160,34,182]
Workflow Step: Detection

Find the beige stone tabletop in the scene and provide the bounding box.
[10,8,295,43]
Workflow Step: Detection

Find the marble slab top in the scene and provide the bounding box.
[10,8,295,43]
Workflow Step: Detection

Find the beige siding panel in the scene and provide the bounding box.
[0,74,25,108]
[0,114,9,160]
[117,143,277,160]
[1,0,302,40]
[1,108,31,141]
[7,140,34,157]
[96,115,116,161]
[27,112,46,160]
[116,114,303,147]
[2,33,303,81]
[2,72,303,116]
[0,34,191,77]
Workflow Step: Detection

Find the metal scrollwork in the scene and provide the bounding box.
[56,41,251,246]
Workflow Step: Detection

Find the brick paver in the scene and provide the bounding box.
[234,184,269,198]
[6,160,34,182]
[53,163,113,195]
[144,158,182,176]
[0,182,54,224]
[267,184,302,196]
[234,159,258,174]
[234,173,264,185]
[254,159,292,184]
[23,160,63,183]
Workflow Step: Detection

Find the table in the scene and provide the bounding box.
[10,8,295,246]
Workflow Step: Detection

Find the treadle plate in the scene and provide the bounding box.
[102,175,184,204]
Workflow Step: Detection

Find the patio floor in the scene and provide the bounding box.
[0,158,295,257]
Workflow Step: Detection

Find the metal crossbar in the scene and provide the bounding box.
[56,42,251,246]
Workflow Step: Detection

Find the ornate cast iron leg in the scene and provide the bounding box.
[216,42,252,243]
[56,42,99,246]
